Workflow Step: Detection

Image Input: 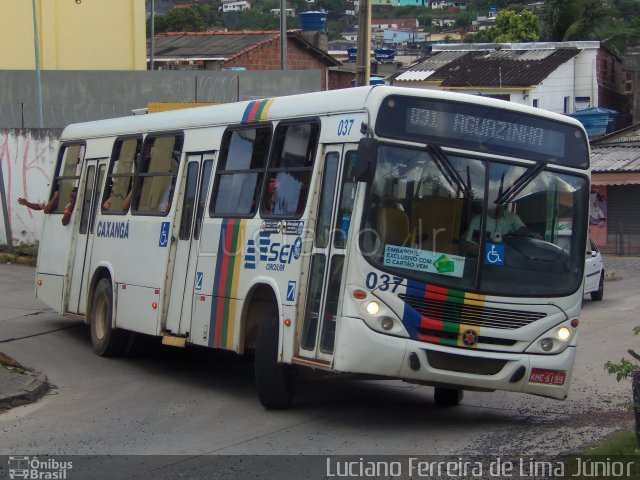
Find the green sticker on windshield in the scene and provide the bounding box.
[383,245,465,278]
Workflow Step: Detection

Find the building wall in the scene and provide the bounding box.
[0,0,146,70]
[0,70,322,129]
[224,39,331,90]
[0,130,60,245]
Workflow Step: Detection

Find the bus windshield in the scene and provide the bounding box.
[361,144,589,297]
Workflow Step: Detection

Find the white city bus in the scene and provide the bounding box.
[36,86,590,408]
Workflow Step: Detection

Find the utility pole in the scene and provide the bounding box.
[150,0,155,70]
[280,0,287,70]
[31,0,43,128]
[355,0,371,87]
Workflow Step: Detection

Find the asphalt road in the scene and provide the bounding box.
[0,262,637,470]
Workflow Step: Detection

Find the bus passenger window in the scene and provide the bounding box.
[51,143,85,214]
[133,135,183,215]
[210,127,271,216]
[262,122,319,217]
[102,137,139,214]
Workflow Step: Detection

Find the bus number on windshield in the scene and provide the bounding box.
[366,272,403,292]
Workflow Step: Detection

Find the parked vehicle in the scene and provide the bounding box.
[584,240,604,301]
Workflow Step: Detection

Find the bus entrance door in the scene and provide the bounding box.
[164,153,215,336]
[66,159,107,314]
[298,144,357,364]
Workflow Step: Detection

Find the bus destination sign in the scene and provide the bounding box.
[376,95,589,168]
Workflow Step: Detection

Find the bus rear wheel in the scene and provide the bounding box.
[90,278,129,357]
[434,387,463,407]
[255,311,295,409]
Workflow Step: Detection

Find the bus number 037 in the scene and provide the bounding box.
[337,119,355,137]
[366,272,403,292]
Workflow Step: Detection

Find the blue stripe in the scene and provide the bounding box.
[209,220,229,347]
[241,101,257,124]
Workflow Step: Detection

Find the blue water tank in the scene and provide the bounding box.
[569,107,617,138]
[299,11,327,31]
[374,47,396,61]
[350,77,385,87]
[346,47,358,61]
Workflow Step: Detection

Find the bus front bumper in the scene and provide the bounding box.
[333,316,575,400]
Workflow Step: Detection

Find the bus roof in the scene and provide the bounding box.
[60,85,585,141]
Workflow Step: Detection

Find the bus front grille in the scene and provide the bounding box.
[425,350,507,375]
[399,294,546,330]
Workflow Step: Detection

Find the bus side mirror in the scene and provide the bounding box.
[354,138,378,182]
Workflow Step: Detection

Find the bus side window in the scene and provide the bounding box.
[133,134,183,215]
[51,143,85,213]
[210,126,271,217]
[262,122,319,217]
[102,137,140,214]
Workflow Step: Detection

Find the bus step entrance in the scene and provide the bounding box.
[161,334,187,348]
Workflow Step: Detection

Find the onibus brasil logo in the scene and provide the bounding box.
[8,456,73,479]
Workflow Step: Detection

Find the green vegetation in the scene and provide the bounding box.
[0,242,38,266]
[583,430,637,455]
[147,0,640,56]
[464,8,540,42]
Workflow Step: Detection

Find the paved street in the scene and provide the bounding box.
[0,260,638,466]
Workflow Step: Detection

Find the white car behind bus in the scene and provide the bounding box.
[584,240,604,301]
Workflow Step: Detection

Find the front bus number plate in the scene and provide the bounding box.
[529,368,566,385]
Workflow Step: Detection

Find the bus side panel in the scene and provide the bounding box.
[36,214,75,312]
[35,273,65,313]
[114,283,160,336]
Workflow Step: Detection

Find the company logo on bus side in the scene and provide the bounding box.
[244,232,302,271]
[96,220,130,239]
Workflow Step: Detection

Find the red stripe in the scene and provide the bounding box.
[419,316,444,331]
[214,219,236,347]
[417,333,440,344]
[246,100,262,123]
[426,285,449,296]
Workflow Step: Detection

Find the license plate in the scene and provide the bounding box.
[529,368,566,385]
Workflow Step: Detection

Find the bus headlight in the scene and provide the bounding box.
[526,322,577,355]
[366,301,380,316]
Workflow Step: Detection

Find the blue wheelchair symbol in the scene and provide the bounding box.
[485,243,505,265]
[195,272,203,291]
[287,281,296,302]
[159,222,170,247]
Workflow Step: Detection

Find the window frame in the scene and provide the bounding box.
[260,118,320,220]
[101,134,142,216]
[209,124,272,219]
[50,141,86,214]
[131,131,184,217]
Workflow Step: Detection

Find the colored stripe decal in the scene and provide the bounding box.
[241,98,274,124]
[402,280,485,348]
[209,219,245,349]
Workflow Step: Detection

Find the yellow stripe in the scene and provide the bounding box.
[259,98,275,121]
[226,219,245,349]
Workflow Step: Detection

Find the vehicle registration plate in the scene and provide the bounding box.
[529,368,566,385]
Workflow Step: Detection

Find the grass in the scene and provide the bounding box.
[562,431,639,479]
[584,430,638,455]
[0,242,38,266]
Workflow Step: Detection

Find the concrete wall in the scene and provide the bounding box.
[0,70,322,129]
[0,0,146,70]
[0,129,60,245]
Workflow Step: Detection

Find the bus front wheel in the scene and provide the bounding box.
[90,278,129,357]
[255,311,295,409]
[434,387,463,407]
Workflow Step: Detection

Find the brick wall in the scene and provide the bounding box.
[224,37,331,90]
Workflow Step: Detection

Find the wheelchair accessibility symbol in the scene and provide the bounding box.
[485,243,505,266]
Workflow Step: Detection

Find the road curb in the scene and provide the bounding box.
[0,352,49,411]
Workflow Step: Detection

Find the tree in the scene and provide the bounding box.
[162,8,206,32]
[464,9,540,43]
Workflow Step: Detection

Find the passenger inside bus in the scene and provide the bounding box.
[18,188,77,226]
[103,188,132,211]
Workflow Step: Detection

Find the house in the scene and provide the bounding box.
[390,42,601,114]
[222,0,251,12]
[270,8,296,16]
[432,17,456,27]
[372,18,419,31]
[589,125,640,254]
[150,31,341,90]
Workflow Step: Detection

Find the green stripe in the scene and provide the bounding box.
[441,321,461,335]
[221,219,241,346]
[440,337,458,347]
[254,100,268,122]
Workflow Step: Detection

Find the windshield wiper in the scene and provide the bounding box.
[426,144,472,198]
[494,162,546,208]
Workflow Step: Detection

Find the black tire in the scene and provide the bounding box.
[590,272,604,301]
[90,278,130,357]
[434,387,463,407]
[255,310,295,409]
